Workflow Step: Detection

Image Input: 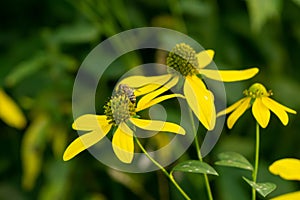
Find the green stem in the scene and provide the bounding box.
[134,137,191,200]
[188,109,214,200]
[252,123,260,200]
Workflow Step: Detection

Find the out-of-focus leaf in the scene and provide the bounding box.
[243,177,277,197]
[215,152,253,171]
[292,0,300,7]
[5,53,48,87]
[21,115,49,190]
[180,0,210,17]
[246,0,282,33]
[52,23,100,44]
[39,160,69,200]
[0,89,26,129]
[172,160,218,175]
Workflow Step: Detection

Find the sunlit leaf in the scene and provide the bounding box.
[246,0,282,33]
[243,177,276,197]
[172,160,218,175]
[215,152,253,171]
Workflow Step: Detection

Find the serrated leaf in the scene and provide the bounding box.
[243,177,276,197]
[215,152,253,171]
[172,160,218,176]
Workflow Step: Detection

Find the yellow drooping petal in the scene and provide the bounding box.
[184,75,216,130]
[0,89,26,129]
[196,49,215,69]
[199,68,259,82]
[134,84,161,96]
[72,114,108,131]
[271,191,300,200]
[130,118,185,135]
[227,97,251,129]
[262,97,289,126]
[217,98,246,117]
[63,123,112,161]
[118,74,172,89]
[136,93,185,112]
[112,122,134,163]
[137,76,179,111]
[269,158,300,181]
[252,98,270,128]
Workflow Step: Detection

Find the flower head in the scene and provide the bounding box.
[218,83,297,128]
[63,84,185,163]
[121,43,259,131]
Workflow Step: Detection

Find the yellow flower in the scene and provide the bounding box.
[269,158,300,200]
[0,89,26,129]
[63,84,185,163]
[218,83,297,129]
[120,43,259,130]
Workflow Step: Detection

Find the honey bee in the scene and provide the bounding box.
[118,84,136,103]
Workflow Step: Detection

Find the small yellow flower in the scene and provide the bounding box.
[0,89,26,129]
[269,158,300,200]
[121,43,259,131]
[218,83,297,128]
[63,85,185,163]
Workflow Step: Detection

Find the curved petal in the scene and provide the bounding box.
[227,97,251,129]
[134,84,161,96]
[262,97,290,126]
[271,191,300,200]
[112,122,134,163]
[199,68,259,82]
[196,50,215,69]
[184,75,216,130]
[137,76,179,111]
[136,93,185,112]
[217,98,246,117]
[130,118,185,135]
[63,124,112,161]
[252,98,270,128]
[0,89,26,129]
[269,158,300,181]
[72,114,108,131]
[118,74,172,88]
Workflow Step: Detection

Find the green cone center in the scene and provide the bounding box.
[243,83,272,98]
[166,43,199,76]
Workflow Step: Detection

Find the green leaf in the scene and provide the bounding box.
[172,160,218,176]
[215,152,253,171]
[293,0,300,7]
[246,0,283,33]
[243,177,277,197]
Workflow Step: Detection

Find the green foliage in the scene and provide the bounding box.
[172,160,218,175]
[215,152,253,171]
[243,177,277,197]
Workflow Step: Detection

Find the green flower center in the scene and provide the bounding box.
[104,85,136,126]
[166,43,199,76]
[243,83,273,98]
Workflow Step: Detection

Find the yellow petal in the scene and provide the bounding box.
[136,93,185,112]
[137,76,179,111]
[262,97,289,126]
[196,50,215,69]
[252,98,270,128]
[199,68,259,82]
[134,84,161,96]
[63,123,112,161]
[112,122,134,163]
[72,114,108,131]
[271,191,300,200]
[118,74,172,89]
[269,158,300,181]
[130,118,185,135]
[184,75,216,130]
[0,89,26,129]
[227,97,251,129]
[217,98,246,117]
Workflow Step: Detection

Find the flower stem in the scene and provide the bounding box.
[134,136,191,200]
[188,109,214,200]
[252,123,260,200]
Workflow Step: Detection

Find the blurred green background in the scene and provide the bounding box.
[1,0,299,199]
